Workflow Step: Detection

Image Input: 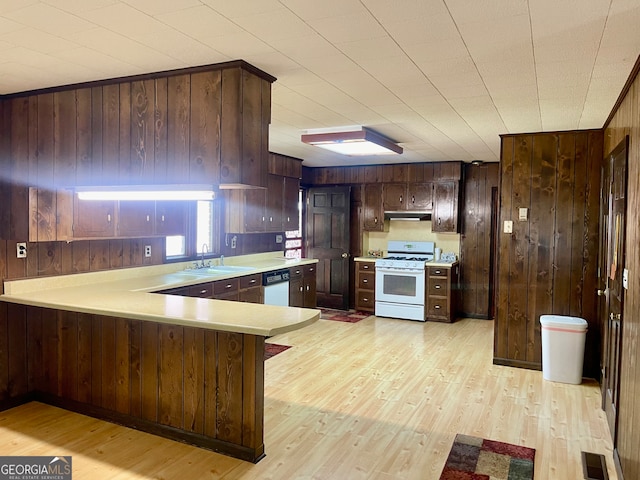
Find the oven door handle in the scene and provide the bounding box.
[375,267,424,275]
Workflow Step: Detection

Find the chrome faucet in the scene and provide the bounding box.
[220,254,224,266]
[201,243,209,268]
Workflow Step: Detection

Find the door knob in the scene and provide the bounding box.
[341,252,348,258]
[597,289,604,296]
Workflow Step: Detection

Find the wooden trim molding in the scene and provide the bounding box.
[604,53,640,129]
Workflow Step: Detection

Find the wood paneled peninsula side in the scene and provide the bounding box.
[0,254,319,463]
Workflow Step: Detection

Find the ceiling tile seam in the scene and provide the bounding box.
[525,0,542,132]
[579,0,614,129]
[441,0,512,144]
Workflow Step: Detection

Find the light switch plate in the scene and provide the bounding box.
[518,207,528,221]
[503,220,513,233]
[275,234,283,243]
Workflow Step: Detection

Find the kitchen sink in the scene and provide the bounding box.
[177,265,255,276]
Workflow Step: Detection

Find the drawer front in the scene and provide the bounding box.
[303,264,316,276]
[428,278,449,296]
[427,298,449,318]
[213,278,239,295]
[356,290,375,311]
[239,273,261,289]
[428,266,449,277]
[188,283,213,298]
[358,271,375,289]
[289,266,303,279]
[357,261,375,272]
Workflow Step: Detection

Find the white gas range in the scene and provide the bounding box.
[374,241,435,321]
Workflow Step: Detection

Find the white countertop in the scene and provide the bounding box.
[1,252,320,337]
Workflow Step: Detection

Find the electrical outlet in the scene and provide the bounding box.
[275,234,283,244]
[16,242,27,258]
[144,245,152,258]
[503,220,513,234]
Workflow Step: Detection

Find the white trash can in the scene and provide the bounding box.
[540,315,588,384]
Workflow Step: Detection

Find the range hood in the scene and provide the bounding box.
[384,211,432,221]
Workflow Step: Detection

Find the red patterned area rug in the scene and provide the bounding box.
[264,343,291,360]
[320,308,371,323]
[439,434,535,480]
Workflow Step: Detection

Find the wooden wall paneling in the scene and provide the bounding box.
[158,323,184,429]
[130,80,154,183]
[553,134,576,316]
[495,137,514,361]
[77,312,92,404]
[128,319,142,418]
[71,241,91,273]
[190,71,221,185]
[203,330,218,437]
[529,135,556,366]
[58,310,78,401]
[183,326,205,434]
[90,314,103,407]
[167,74,191,184]
[6,303,27,398]
[10,97,29,241]
[408,163,424,182]
[216,331,243,444]
[570,134,589,318]
[100,316,117,411]
[109,239,124,269]
[89,240,111,271]
[140,321,158,422]
[153,78,169,184]
[75,88,92,185]
[90,86,103,185]
[118,83,132,184]
[36,242,62,277]
[115,317,130,415]
[58,241,73,275]
[102,84,120,185]
[242,334,264,450]
[363,165,382,183]
[508,136,532,363]
[26,307,43,393]
[54,90,77,187]
[123,239,143,267]
[41,307,58,396]
[0,302,6,398]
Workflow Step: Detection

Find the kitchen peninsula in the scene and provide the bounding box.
[0,255,320,463]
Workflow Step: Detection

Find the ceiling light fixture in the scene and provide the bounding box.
[301,126,403,156]
[75,184,216,201]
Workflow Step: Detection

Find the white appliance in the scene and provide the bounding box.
[263,269,290,306]
[375,241,435,321]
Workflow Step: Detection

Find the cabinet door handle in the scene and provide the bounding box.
[399,195,403,203]
[200,289,207,295]
[434,305,441,309]
[374,217,378,224]
[309,268,314,272]
[299,286,303,292]
[306,285,310,291]
[363,264,369,269]
[363,298,369,302]
[225,284,232,289]
[107,214,111,222]
[250,279,256,284]
[161,215,165,222]
[435,285,441,289]
[435,270,441,274]
[363,279,368,284]
[146,215,150,222]
[412,195,415,204]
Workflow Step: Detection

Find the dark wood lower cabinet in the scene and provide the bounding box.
[0,302,266,463]
[425,264,459,322]
[289,265,317,308]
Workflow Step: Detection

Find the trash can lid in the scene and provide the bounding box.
[540,315,588,331]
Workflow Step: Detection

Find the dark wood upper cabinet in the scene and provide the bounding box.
[382,183,407,210]
[432,181,459,233]
[363,184,384,231]
[72,198,116,238]
[408,183,434,210]
[118,201,155,237]
[155,201,187,236]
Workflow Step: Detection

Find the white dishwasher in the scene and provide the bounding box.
[262,269,290,306]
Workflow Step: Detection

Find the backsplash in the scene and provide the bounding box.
[364,220,460,257]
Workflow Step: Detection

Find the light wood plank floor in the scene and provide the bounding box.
[0,316,616,479]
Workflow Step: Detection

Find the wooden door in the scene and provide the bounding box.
[601,137,628,445]
[306,186,351,310]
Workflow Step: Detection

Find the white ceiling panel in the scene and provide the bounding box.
[0,0,639,166]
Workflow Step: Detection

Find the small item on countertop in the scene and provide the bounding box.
[367,249,383,257]
[440,253,457,262]
[434,247,442,261]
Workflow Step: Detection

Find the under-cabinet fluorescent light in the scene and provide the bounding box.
[75,185,216,201]
[301,126,403,156]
